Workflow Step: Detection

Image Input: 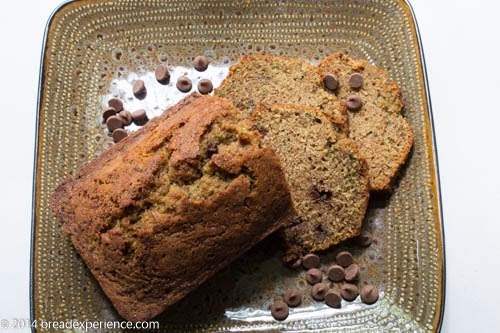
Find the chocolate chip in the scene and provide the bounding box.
[284,290,302,307]
[346,95,363,111]
[198,79,213,95]
[112,128,127,143]
[348,72,363,89]
[108,98,123,112]
[305,268,322,285]
[341,283,359,301]
[311,283,328,301]
[131,109,149,126]
[176,76,192,93]
[360,284,379,304]
[336,251,354,267]
[133,80,147,99]
[310,187,332,203]
[193,55,209,71]
[354,230,373,247]
[344,264,360,282]
[118,110,132,126]
[270,300,289,321]
[155,64,170,84]
[325,289,342,308]
[250,123,268,136]
[106,115,124,132]
[323,73,339,91]
[302,253,320,269]
[206,141,218,156]
[327,264,345,282]
[102,107,117,122]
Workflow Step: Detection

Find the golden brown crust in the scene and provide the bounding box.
[215,54,348,132]
[51,94,293,321]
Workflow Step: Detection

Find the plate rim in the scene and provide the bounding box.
[29,0,446,331]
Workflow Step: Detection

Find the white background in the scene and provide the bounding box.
[0,0,498,332]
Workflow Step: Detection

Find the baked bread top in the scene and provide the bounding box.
[215,54,347,131]
[251,104,369,263]
[51,94,293,321]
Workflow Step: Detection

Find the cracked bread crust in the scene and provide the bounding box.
[215,54,348,132]
[251,104,369,263]
[51,94,293,321]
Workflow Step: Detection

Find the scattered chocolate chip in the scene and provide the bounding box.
[341,284,359,301]
[346,95,363,111]
[270,300,289,321]
[108,98,123,112]
[344,264,360,282]
[155,64,170,84]
[102,107,117,122]
[176,76,192,93]
[112,128,127,143]
[284,290,302,307]
[250,123,268,136]
[327,264,345,282]
[336,251,354,267]
[206,141,218,156]
[133,80,147,99]
[193,55,209,71]
[310,187,332,203]
[323,73,339,91]
[302,253,320,269]
[325,289,342,308]
[354,230,373,247]
[360,284,379,304]
[348,72,363,89]
[197,79,213,94]
[311,283,328,301]
[118,110,133,126]
[106,115,124,132]
[305,268,322,285]
[131,109,149,126]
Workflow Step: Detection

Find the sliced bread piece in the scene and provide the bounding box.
[317,53,414,191]
[251,104,369,263]
[215,54,347,130]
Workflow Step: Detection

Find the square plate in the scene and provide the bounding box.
[31,0,444,331]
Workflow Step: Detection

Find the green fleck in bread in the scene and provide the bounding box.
[251,104,369,263]
[51,94,293,321]
[318,52,414,191]
[215,54,347,131]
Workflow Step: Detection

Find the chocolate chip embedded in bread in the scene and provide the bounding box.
[311,283,328,301]
[102,107,117,122]
[112,128,127,143]
[327,264,345,282]
[302,253,320,269]
[344,263,360,282]
[325,289,342,308]
[176,76,192,93]
[354,230,373,247]
[108,98,123,112]
[198,79,213,95]
[323,73,339,91]
[106,115,124,132]
[336,251,354,267]
[131,109,149,126]
[341,283,359,301]
[348,73,363,89]
[346,95,363,111]
[193,55,209,71]
[155,64,170,84]
[305,268,322,285]
[283,290,302,307]
[360,284,379,304]
[118,110,133,126]
[133,80,147,99]
[270,300,289,321]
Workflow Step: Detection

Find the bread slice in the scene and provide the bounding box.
[215,54,347,131]
[251,104,369,263]
[51,94,294,321]
[317,53,413,191]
